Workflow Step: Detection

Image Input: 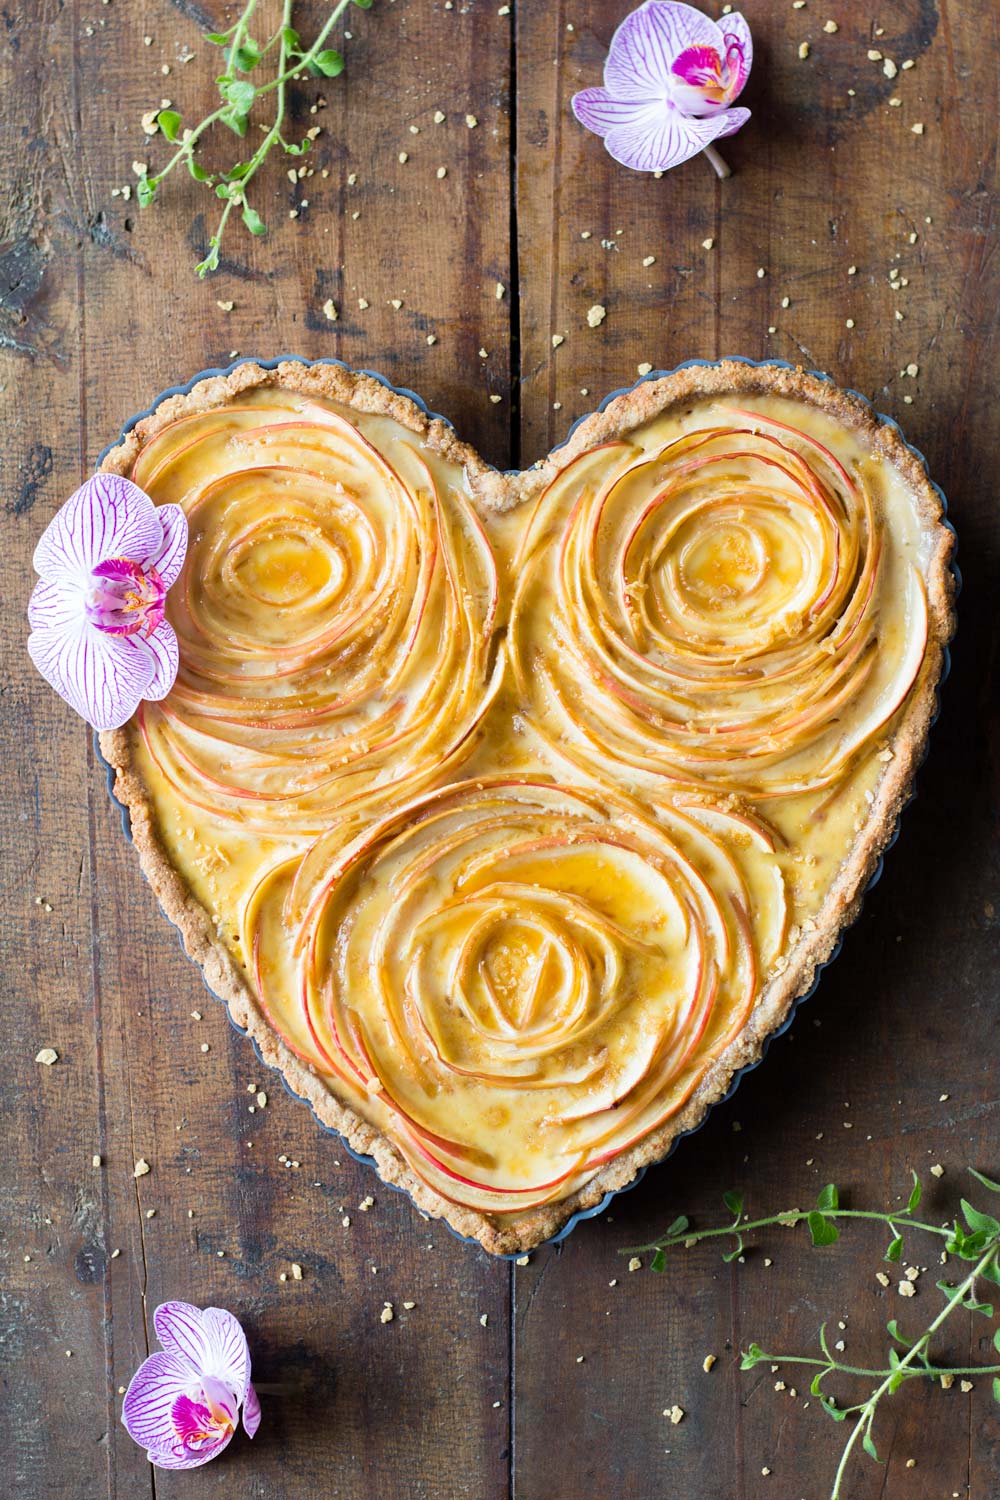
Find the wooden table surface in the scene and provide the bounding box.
[2,2,998,1496]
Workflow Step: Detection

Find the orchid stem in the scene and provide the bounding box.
[702,144,731,179]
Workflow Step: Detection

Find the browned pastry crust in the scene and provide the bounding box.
[98,358,956,1255]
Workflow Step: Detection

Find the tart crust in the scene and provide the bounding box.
[98,358,956,1255]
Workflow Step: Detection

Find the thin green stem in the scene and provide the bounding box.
[827,1245,999,1500]
[750,1352,1000,1380]
[621,1207,951,1255]
[255,0,352,95]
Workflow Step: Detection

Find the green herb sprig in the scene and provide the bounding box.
[623,1169,1000,1499]
[136,0,372,276]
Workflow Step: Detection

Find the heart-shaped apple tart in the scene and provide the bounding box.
[100,358,955,1254]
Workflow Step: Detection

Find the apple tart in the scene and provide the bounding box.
[100,359,955,1254]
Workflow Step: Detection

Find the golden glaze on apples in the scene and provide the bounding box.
[127,387,935,1217]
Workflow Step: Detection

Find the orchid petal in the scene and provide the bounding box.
[27,622,154,731]
[153,1303,252,1397]
[242,1382,261,1439]
[151,504,189,590]
[122,1351,195,1451]
[143,624,180,702]
[199,1374,239,1428]
[33,474,163,584]
[571,87,657,137]
[147,1432,233,1471]
[27,577,86,633]
[720,13,753,96]
[604,104,749,171]
[605,0,719,100]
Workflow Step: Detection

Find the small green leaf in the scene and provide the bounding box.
[809,1369,828,1396]
[739,1342,765,1369]
[233,39,261,71]
[136,177,156,207]
[664,1215,689,1239]
[816,1183,839,1213]
[981,1259,1000,1285]
[282,25,302,48]
[884,1234,903,1263]
[993,1326,1000,1354]
[723,1190,743,1220]
[352,0,374,8]
[886,1319,911,1346]
[187,158,211,181]
[220,109,250,138]
[807,1211,839,1247]
[721,1233,744,1264]
[241,204,267,235]
[993,1375,1000,1404]
[204,31,230,44]
[196,242,220,278]
[156,109,182,142]
[312,47,345,76]
[224,161,253,181]
[650,1248,666,1274]
[219,77,256,113]
[284,139,311,157]
[907,1170,922,1213]
[961,1199,1000,1238]
[818,1394,848,1423]
[862,1425,881,1463]
[970,1169,1000,1194]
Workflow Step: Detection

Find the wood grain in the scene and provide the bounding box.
[1,0,998,1497]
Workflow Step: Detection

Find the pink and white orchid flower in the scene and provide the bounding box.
[122,1302,261,1470]
[572,1,752,177]
[27,473,187,732]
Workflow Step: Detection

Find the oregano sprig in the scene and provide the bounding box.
[623,1168,1000,1499]
[135,0,373,276]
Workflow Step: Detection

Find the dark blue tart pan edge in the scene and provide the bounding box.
[94,354,959,1259]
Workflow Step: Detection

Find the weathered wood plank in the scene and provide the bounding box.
[512,1,1000,1497]
[2,1,513,1497]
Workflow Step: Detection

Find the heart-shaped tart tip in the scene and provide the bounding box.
[98,358,955,1254]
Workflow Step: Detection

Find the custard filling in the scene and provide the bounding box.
[127,388,933,1216]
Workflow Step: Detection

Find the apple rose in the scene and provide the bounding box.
[510,407,929,798]
[242,777,786,1215]
[130,396,499,832]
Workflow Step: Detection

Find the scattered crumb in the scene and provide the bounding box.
[480,1314,488,1327]
[899,1280,916,1297]
[823,19,838,32]
[495,282,505,299]
[516,1254,530,1266]
[628,1257,642,1272]
[359,1195,374,1211]
[637,362,653,376]
[642,255,656,267]
[35,1048,59,1066]
[911,122,925,135]
[380,1304,394,1324]
[702,237,714,250]
[798,41,810,59]
[133,1159,151,1178]
[466,113,478,128]
[666,1405,684,1425]
[703,1354,716,1373]
[960,1379,974,1393]
[551,333,565,348]
[586,304,606,328]
[398,151,409,164]
[436,166,448,179]
[930,1163,944,1177]
[92,1154,102,1168]
[876,1271,890,1287]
